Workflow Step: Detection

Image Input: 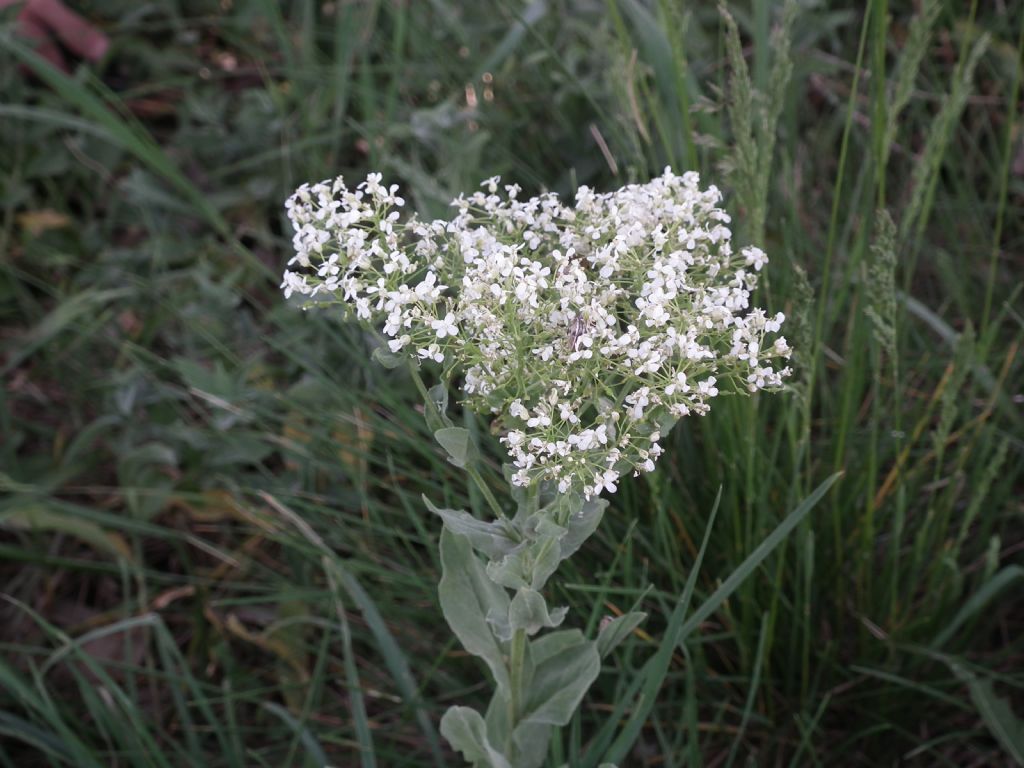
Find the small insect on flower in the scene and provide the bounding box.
[567,312,589,353]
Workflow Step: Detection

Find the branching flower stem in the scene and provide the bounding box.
[408,360,509,521]
[281,171,794,768]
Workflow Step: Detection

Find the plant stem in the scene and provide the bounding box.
[467,465,508,521]
[407,360,435,412]
[407,360,508,520]
[507,627,528,750]
[505,481,540,753]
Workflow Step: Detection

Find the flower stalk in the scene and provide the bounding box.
[282,170,793,767]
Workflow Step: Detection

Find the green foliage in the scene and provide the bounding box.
[1,0,1021,766]
[434,427,481,470]
[595,611,646,660]
[441,706,513,768]
[439,528,512,694]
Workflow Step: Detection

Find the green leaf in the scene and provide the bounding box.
[440,706,512,768]
[439,529,511,692]
[531,515,568,541]
[371,345,404,369]
[261,703,329,768]
[324,564,376,768]
[424,496,518,559]
[933,566,1024,648]
[486,549,530,590]
[424,383,454,433]
[484,688,512,748]
[0,287,130,376]
[117,442,178,520]
[511,720,552,768]
[0,504,133,563]
[519,629,600,727]
[596,612,646,659]
[950,664,1024,764]
[486,537,561,592]
[435,426,479,469]
[482,689,553,768]
[560,497,608,560]
[509,588,567,637]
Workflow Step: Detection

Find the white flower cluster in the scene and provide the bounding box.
[282,169,792,499]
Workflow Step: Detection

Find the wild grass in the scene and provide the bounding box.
[0,1,1021,766]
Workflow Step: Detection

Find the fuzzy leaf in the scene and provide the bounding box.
[434,426,479,468]
[486,606,512,643]
[509,588,567,637]
[519,629,600,727]
[486,537,561,592]
[424,383,453,433]
[596,612,646,659]
[486,548,530,590]
[511,720,552,768]
[560,497,608,560]
[531,515,568,541]
[440,706,512,768]
[424,496,517,559]
[370,345,404,369]
[439,529,510,691]
[484,687,550,768]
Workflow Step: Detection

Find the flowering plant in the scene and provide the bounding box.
[282,169,791,767]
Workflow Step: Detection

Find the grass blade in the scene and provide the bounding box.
[593,473,839,766]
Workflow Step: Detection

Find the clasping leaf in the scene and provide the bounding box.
[440,706,512,768]
[438,529,510,692]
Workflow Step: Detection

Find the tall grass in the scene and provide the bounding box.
[1,1,1021,765]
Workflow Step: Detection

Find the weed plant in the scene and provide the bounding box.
[0,1,1021,766]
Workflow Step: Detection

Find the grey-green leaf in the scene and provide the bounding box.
[439,529,510,692]
[424,496,517,559]
[510,720,552,768]
[528,537,561,590]
[435,426,479,468]
[560,497,608,560]
[370,346,404,369]
[509,588,567,636]
[486,537,561,592]
[424,383,453,433]
[486,548,530,590]
[519,629,600,727]
[486,606,512,643]
[596,612,646,659]
[439,706,512,768]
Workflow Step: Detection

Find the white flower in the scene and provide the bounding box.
[388,334,411,353]
[697,377,719,397]
[418,344,444,364]
[282,168,792,499]
[431,312,459,338]
[592,469,619,495]
[742,246,768,271]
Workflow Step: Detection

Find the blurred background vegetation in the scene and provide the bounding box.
[1,0,1022,765]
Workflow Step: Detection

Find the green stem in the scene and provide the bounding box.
[505,482,542,752]
[467,466,508,521]
[507,628,528,749]
[407,359,435,411]
[407,360,509,521]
